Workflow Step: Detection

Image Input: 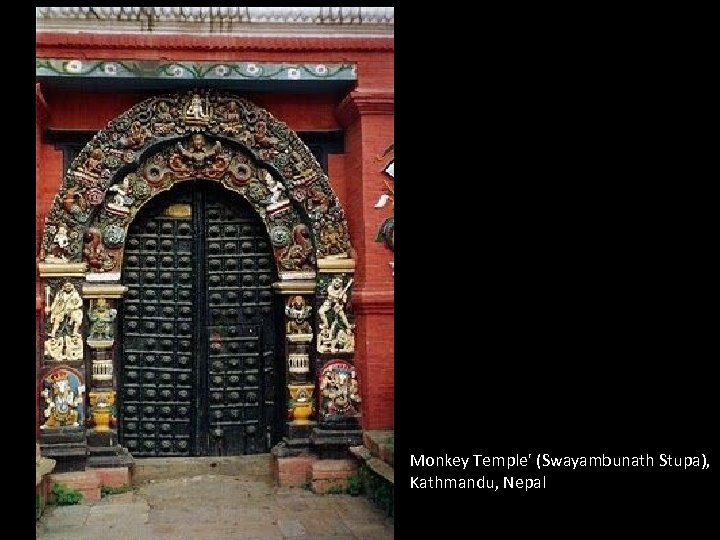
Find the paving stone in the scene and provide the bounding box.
[37,473,394,540]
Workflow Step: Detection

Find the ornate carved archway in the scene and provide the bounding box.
[37,90,360,462]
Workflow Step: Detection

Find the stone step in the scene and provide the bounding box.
[349,446,394,485]
[362,430,394,467]
[132,454,273,484]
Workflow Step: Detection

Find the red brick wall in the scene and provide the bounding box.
[36,34,394,432]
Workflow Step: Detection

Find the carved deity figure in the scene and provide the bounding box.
[47,282,83,339]
[106,176,134,217]
[317,276,355,353]
[121,120,151,148]
[319,362,361,417]
[73,148,104,188]
[285,295,312,335]
[44,282,84,361]
[219,100,242,135]
[279,224,313,271]
[88,298,117,341]
[46,224,70,262]
[83,228,116,271]
[319,224,347,257]
[253,120,278,148]
[185,93,210,125]
[153,101,177,134]
[40,370,85,429]
[262,170,289,208]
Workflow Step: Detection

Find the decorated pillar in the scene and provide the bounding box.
[82,283,126,447]
[312,258,362,448]
[273,280,316,446]
[37,262,89,470]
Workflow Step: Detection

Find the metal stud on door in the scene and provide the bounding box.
[120,182,278,457]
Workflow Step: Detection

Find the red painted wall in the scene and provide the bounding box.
[36,34,394,431]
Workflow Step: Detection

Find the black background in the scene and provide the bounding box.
[394,6,712,533]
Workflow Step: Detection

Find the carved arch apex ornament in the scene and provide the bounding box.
[39,89,354,276]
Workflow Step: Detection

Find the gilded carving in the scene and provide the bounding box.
[288,384,314,423]
[319,360,360,418]
[89,390,116,431]
[317,275,355,354]
[44,282,84,362]
[40,369,85,429]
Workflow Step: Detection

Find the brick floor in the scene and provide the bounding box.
[37,474,393,539]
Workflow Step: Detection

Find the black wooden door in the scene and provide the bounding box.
[119,182,279,457]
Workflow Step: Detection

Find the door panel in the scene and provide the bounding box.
[119,182,278,457]
[204,187,276,455]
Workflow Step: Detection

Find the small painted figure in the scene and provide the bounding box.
[153,101,177,134]
[317,276,355,353]
[220,100,242,135]
[106,176,134,217]
[262,170,290,210]
[88,298,117,341]
[285,295,312,335]
[40,370,85,429]
[47,282,83,339]
[46,224,70,262]
[185,93,210,125]
[83,228,116,271]
[253,120,278,148]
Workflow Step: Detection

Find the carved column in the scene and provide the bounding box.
[273,280,316,447]
[82,283,126,448]
[312,258,362,448]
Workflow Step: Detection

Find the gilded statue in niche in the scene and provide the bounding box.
[286,295,313,335]
[317,275,355,354]
[40,369,85,429]
[44,282,84,362]
[319,360,361,417]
